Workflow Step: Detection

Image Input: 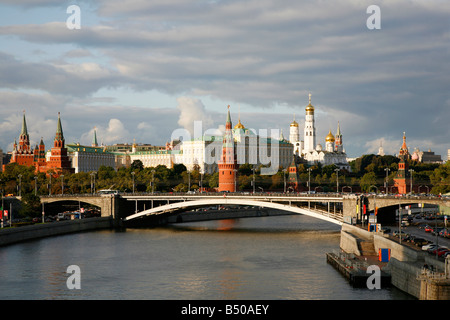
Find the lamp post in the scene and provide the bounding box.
[151,169,155,194]
[34,176,38,196]
[283,169,287,193]
[61,174,64,195]
[409,169,414,195]
[18,174,22,197]
[334,168,340,194]
[48,174,52,195]
[307,168,312,194]
[252,166,256,194]
[90,172,96,194]
[131,171,135,193]
[384,167,390,194]
[188,171,191,192]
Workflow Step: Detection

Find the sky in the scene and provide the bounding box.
[0,0,449,160]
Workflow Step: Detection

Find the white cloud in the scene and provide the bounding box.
[176,97,215,136]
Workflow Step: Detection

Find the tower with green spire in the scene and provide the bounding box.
[18,110,32,154]
[218,105,239,192]
[47,112,74,175]
[92,127,98,147]
[54,112,65,148]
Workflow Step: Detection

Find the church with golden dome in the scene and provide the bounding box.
[289,94,350,170]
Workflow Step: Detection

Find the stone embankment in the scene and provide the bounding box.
[336,224,450,300]
[0,217,113,247]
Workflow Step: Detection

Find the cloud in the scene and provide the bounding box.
[0,0,448,159]
[176,97,215,137]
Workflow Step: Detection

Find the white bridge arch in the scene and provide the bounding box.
[124,198,343,225]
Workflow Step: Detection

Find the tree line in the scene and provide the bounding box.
[1,154,449,197]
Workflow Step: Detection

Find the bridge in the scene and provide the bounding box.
[40,193,450,227]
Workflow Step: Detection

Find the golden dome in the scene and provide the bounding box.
[306,103,314,112]
[325,130,335,142]
[234,119,245,129]
[306,93,314,113]
[290,120,299,127]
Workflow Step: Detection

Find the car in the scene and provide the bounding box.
[436,248,450,258]
[428,247,449,256]
[422,243,438,251]
[413,238,428,246]
[424,225,433,232]
[380,227,391,234]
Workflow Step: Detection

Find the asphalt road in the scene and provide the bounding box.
[396,217,450,249]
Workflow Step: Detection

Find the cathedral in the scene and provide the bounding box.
[289,94,350,171]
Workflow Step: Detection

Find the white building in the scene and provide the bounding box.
[66,144,116,173]
[289,94,350,171]
[120,111,294,174]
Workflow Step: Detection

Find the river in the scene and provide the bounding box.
[0,214,413,300]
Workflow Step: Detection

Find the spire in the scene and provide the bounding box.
[54,112,65,148]
[56,112,63,138]
[21,110,28,136]
[336,121,341,135]
[309,93,311,104]
[92,127,98,147]
[226,105,232,130]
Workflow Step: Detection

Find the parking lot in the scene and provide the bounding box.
[386,215,450,260]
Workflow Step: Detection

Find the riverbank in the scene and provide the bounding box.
[336,224,450,300]
[0,217,114,247]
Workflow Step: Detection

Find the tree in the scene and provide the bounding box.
[19,194,41,218]
[360,172,378,192]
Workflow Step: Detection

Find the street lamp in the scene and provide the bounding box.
[61,174,64,195]
[409,169,414,195]
[252,166,256,194]
[90,172,96,194]
[151,169,155,194]
[48,174,52,195]
[307,168,312,194]
[131,171,135,193]
[188,170,191,192]
[34,176,38,196]
[384,167,390,194]
[283,169,287,193]
[334,168,340,193]
[18,174,22,197]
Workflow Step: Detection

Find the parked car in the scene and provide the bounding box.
[422,243,438,251]
[380,227,391,234]
[413,238,428,247]
[437,248,450,258]
[428,247,449,256]
[424,225,433,232]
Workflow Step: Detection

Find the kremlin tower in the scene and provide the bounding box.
[10,111,34,166]
[218,106,239,192]
[6,112,74,175]
[394,132,410,194]
[46,112,74,175]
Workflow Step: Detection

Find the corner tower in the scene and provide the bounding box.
[218,106,239,192]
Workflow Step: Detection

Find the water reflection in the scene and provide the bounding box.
[0,215,412,300]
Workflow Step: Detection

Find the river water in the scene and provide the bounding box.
[0,214,413,300]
